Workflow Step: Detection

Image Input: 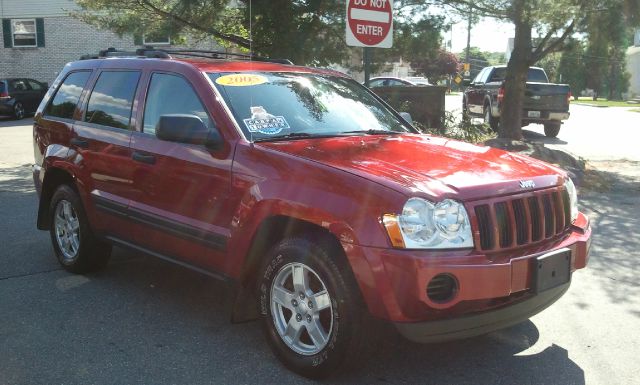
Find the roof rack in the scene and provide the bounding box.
[79,46,293,65]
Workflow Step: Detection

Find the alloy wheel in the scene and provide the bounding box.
[270,262,333,355]
[54,200,81,261]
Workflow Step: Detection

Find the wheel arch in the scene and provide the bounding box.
[230,215,353,323]
[37,167,77,230]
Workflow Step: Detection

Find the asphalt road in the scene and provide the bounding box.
[1,114,639,385]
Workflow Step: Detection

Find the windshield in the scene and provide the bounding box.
[209,72,411,141]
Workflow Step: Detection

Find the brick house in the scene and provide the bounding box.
[0,0,222,83]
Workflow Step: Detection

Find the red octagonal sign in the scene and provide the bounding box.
[346,0,393,48]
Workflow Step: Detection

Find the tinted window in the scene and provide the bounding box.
[27,80,43,91]
[489,68,506,82]
[46,71,91,120]
[0,82,6,93]
[10,79,29,91]
[143,73,212,135]
[527,68,549,83]
[472,68,487,83]
[84,71,140,129]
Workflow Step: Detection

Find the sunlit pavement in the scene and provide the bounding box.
[1,115,638,384]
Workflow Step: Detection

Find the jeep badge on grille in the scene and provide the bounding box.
[519,180,536,189]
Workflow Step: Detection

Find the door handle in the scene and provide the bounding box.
[70,137,89,148]
[132,151,156,165]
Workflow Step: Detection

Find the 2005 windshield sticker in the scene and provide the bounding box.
[216,74,268,86]
[243,106,290,135]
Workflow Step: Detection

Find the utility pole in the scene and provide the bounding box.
[465,5,472,65]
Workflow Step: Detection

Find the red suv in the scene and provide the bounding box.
[33,49,591,378]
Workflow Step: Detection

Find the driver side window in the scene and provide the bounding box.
[143,73,213,135]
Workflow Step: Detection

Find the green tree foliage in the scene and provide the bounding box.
[557,38,587,98]
[436,0,640,139]
[73,0,446,71]
[73,0,250,48]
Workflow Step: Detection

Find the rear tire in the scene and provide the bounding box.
[49,185,111,273]
[257,236,373,379]
[544,123,561,138]
[484,103,499,132]
[13,102,25,120]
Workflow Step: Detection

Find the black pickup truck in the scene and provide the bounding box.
[462,66,571,137]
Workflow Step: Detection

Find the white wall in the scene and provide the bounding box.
[0,0,78,18]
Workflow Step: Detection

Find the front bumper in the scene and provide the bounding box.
[342,212,590,338]
[395,281,570,343]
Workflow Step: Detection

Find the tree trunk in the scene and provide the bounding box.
[499,0,532,141]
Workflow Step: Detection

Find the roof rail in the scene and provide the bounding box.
[79,47,170,60]
[79,46,293,65]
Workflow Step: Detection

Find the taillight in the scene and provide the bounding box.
[497,86,505,103]
[0,91,9,100]
[567,91,572,104]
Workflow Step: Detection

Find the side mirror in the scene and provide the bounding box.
[156,114,223,150]
[462,79,471,87]
[399,112,413,124]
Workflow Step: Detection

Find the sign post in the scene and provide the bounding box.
[345,0,393,87]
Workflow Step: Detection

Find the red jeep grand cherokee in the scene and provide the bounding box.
[33,50,590,378]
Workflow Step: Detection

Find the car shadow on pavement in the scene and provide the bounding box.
[335,321,584,384]
[522,128,568,145]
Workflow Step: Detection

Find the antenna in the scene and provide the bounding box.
[248,0,254,144]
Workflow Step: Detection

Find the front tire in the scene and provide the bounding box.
[49,185,111,273]
[258,237,371,379]
[13,102,25,120]
[544,123,561,138]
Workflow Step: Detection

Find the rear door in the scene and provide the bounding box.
[129,71,233,271]
[72,69,142,241]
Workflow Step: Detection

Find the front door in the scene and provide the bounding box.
[129,72,234,272]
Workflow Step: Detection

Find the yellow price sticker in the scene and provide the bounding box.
[216,74,268,87]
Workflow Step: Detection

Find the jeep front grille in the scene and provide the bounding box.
[470,187,571,252]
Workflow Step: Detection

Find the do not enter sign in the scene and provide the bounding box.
[346,0,393,48]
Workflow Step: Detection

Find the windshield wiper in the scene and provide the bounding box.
[254,132,323,142]
[342,129,405,136]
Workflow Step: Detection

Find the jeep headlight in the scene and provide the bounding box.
[564,177,579,223]
[383,198,474,249]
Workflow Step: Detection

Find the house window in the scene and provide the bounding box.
[143,32,171,46]
[12,19,37,47]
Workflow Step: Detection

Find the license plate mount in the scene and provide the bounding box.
[528,110,541,118]
[534,248,571,293]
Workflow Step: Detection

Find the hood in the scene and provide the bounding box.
[257,134,565,201]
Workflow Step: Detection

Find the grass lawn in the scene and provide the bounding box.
[571,97,640,108]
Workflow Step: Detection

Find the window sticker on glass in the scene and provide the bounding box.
[243,106,290,135]
[216,74,268,87]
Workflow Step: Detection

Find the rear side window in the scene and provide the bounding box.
[84,71,141,130]
[27,80,43,91]
[46,71,91,120]
[0,82,6,93]
[142,73,212,135]
[10,79,29,91]
[527,68,549,83]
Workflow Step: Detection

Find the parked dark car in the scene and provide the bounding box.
[368,76,430,88]
[0,78,48,119]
